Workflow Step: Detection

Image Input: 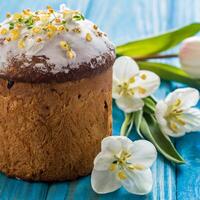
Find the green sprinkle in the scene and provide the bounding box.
[9,22,15,30]
[62,20,67,24]
[18,18,23,23]
[72,14,85,21]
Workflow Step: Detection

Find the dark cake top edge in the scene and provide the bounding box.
[0,49,115,83]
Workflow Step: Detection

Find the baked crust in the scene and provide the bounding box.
[0,68,112,181]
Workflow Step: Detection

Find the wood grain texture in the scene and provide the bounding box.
[0,0,199,199]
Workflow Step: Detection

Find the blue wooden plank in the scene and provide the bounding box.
[176,132,200,200]
[46,182,69,200]
[1,0,199,199]
[167,1,200,200]
[0,173,48,200]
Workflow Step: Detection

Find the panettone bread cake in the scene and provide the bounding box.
[0,4,115,181]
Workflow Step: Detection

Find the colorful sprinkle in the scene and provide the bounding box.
[86,33,92,41]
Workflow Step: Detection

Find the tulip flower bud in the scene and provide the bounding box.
[179,36,200,79]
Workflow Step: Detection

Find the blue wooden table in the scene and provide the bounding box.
[0,0,200,199]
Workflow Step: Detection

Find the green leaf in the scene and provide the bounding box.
[134,110,143,138]
[116,23,200,57]
[140,114,185,164]
[143,97,156,114]
[126,114,134,136]
[120,113,134,136]
[138,61,200,89]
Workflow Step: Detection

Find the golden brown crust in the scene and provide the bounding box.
[0,68,112,181]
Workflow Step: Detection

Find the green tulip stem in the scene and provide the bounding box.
[133,53,178,61]
[120,113,134,136]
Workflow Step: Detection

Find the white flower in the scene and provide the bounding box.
[179,36,200,79]
[91,136,157,195]
[113,56,160,113]
[155,88,200,137]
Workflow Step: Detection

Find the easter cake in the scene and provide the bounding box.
[0,5,115,181]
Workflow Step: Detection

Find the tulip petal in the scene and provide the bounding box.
[115,136,135,151]
[101,136,122,155]
[180,36,200,79]
[127,140,157,168]
[112,78,121,99]
[165,88,199,109]
[134,70,160,98]
[155,100,186,137]
[121,169,153,195]
[116,96,144,113]
[181,108,200,132]
[94,152,115,171]
[91,169,121,194]
[113,56,139,82]
[155,100,168,126]
[155,100,172,135]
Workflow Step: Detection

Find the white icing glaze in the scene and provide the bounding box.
[0,4,115,74]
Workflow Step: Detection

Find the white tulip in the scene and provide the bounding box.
[155,88,200,137]
[179,36,200,79]
[91,136,157,195]
[112,56,160,113]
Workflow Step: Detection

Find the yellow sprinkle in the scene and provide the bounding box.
[60,41,71,51]
[6,13,11,18]
[86,33,92,41]
[47,32,54,38]
[10,29,20,41]
[93,24,98,30]
[6,37,11,42]
[47,5,54,13]
[32,27,42,34]
[57,25,65,32]
[47,24,57,32]
[109,163,116,172]
[138,87,146,94]
[60,41,67,48]
[97,31,103,37]
[32,16,40,21]
[36,38,43,43]
[72,28,81,33]
[66,50,75,59]
[0,28,8,35]
[13,13,22,20]
[117,171,127,180]
[140,74,147,80]
[23,9,31,15]
[49,9,54,13]
[47,5,52,9]
[16,24,22,29]
[55,18,61,23]
[18,39,25,48]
